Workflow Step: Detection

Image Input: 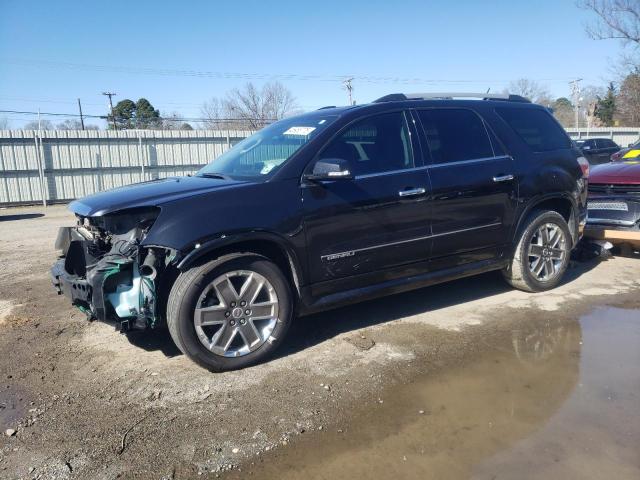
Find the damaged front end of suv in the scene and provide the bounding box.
[51,206,175,331]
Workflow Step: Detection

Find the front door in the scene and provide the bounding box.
[302,111,432,285]
[413,108,517,267]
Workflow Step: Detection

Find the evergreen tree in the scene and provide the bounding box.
[596,83,616,126]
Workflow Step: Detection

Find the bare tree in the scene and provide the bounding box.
[160,112,193,130]
[23,119,54,130]
[507,78,553,105]
[579,0,640,44]
[616,72,640,124]
[201,98,231,129]
[56,119,98,130]
[201,81,297,130]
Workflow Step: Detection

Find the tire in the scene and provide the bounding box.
[503,210,572,293]
[167,254,293,372]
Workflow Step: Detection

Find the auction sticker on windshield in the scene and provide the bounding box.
[283,126,316,136]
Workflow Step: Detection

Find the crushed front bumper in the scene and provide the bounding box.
[51,226,156,329]
[51,258,91,307]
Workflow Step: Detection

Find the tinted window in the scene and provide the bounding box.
[318,112,413,176]
[597,139,617,149]
[496,107,570,152]
[417,109,494,164]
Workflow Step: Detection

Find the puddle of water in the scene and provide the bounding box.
[0,387,27,432]
[232,307,640,480]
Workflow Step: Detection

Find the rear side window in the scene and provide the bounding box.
[496,107,570,152]
[417,109,494,164]
[597,139,616,148]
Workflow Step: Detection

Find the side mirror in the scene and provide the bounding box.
[305,158,353,181]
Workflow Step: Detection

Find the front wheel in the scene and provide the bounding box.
[167,254,293,372]
[503,210,572,293]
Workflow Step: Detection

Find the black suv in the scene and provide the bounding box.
[51,93,588,371]
[576,138,620,164]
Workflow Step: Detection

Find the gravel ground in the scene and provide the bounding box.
[0,205,639,479]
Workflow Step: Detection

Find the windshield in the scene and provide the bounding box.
[198,113,338,180]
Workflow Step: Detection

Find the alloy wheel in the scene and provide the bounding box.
[193,270,279,357]
[527,223,567,282]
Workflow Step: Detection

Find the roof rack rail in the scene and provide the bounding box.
[317,105,337,110]
[373,93,531,103]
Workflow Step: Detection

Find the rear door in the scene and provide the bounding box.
[581,139,598,162]
[597,139,618,162]
[414,107,517,267]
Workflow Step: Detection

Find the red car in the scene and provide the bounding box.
[585,160,640,248]
[611,139,640,161]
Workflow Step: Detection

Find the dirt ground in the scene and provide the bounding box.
[0,205,639,480]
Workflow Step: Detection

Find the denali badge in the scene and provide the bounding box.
[322,251,356,261]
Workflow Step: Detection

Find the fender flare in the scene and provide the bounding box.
[175,231,305,291]
[511,192,579,244]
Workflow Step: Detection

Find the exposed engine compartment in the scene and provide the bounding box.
[51,207,172,330]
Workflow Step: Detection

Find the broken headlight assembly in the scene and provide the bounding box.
[51,207,170,331]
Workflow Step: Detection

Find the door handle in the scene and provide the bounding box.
[398,187,426,197]
[493,174,514,183]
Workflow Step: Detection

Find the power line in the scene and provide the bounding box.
[2,57,583,86]
[0,109,275,124]
[0,95,208,109]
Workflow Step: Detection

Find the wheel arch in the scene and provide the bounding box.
[513,194,578,247]
[176,232,305,301]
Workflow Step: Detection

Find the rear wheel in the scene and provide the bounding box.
[503,210,572,292]
[167,254,293,372]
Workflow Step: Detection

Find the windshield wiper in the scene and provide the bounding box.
[198,172,230,180]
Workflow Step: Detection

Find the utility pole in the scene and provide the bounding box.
[569,79,583,130]
[77,98,85,130]
[102,92,117,130]
[343,77,354,106]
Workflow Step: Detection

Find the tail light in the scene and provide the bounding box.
[577,156,589,178]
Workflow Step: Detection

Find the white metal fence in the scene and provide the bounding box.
[0,129,252,206]
[565,127,640,148]
[2,127,640,207]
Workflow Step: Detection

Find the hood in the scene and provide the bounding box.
[69,176,247,217]
[590,161,640,185]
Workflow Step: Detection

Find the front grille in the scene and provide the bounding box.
[589,183,640,194]
[587,201,628,211]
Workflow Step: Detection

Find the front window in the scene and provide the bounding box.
[315,111,414,176]
[198,113,337,180]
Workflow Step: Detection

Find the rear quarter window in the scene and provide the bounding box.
[496,107,570,152]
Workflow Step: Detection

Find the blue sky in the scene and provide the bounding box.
[0,0,624,128]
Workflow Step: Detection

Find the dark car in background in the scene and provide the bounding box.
[51,92,588,372]
[585,160,640,249]
[575,138,620,164]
